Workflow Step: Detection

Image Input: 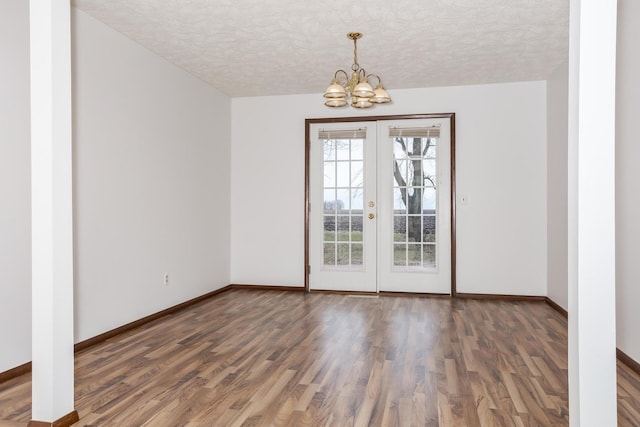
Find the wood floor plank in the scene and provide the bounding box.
[0,290,639,426]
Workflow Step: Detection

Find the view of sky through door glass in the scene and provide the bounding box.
[323,138,364,267]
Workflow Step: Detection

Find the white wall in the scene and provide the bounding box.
[0,5,231,372]
[72,8,231,341]
[616,0,640,363]
[547,61,569,311]
[0,0,31,372]
[231,82,548,295]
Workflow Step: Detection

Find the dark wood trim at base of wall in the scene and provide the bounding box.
[455,292,546,302]
[310,289,379,296]
[28,410,79,427]
[0,361,31,384]
[380,291,451,298]
[309,290,452,298]
[544,297,568,318]
[230,284,306,292]
[618,348,640,377]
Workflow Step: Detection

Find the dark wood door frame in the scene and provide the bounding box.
[304,113,457,296]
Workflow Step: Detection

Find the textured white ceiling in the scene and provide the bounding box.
[72,0,569,97]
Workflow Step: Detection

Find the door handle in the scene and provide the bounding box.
[368,213,375,220]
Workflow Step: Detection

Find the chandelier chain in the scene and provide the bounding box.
[352,38,359,72]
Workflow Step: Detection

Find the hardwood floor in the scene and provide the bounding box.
[0,290,639,426]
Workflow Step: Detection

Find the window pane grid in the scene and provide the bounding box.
[391,135,438,269]
[322,137,365,268]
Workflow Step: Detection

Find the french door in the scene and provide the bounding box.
[307,116,453,294]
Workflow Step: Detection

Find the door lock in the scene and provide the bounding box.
[368,201,375,207]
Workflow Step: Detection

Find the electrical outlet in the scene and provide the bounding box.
[163,273,169,285]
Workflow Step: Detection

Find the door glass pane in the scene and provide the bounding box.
[393,216,406,242]
[351,189,364,210]
[336,216,349,240]
[393,159,408,185]
[423,159,436,183]
[351,140,364,160]
[407,244,422,266]
[351,216,363,241]
[424,143,436,159]
[321,137,366,269]
[392,134,438,270]
[324,243,336,265]
[393,188,407,215]
[324,140,336,161]
[423,244,436,268]
[351,243,363,265]
[337,243,350,265]
[351,161,364,187]
[422,188,436,211]
[336,162,350,187]
[336,189,350,212]
[406,216,422,242]
[324,162,336,187]
[422,138,437,156]
[323,216,335,241]
[336,141,350,161]
[324,189,337,213]
[423,215,436,242]
[393,244,406,266]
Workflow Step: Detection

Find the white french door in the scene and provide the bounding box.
[309,122,378,292]
[308,117,452,294]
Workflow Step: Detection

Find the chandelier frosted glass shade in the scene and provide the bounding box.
[371,83,391,103]
[352,81,375,98]
[323,78,347,98]
[323,32,391,109]
[324,97,348,108]
[351,97,373,109]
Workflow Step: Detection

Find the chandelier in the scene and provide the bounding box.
[323,32,391,109]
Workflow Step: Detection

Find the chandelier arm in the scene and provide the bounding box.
[333,69,349,85]
[366,74,382,85]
